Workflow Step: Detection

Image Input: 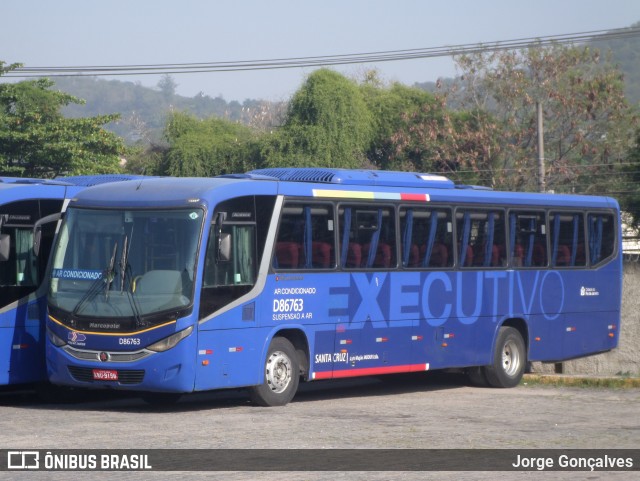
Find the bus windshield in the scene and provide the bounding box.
[48,207,203,325]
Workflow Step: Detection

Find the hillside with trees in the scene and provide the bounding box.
[54,76,285,145]
[50,24,640,151]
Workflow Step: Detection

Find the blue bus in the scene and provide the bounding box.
[0,175,145,388]
[44,169,622,405]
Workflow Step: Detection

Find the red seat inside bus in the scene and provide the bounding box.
[275,242,300,268]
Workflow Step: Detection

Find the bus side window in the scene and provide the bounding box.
[509,211,548,268]
[456,209,506,268]
[588,213,615,265]
[339,205,395,269]
[274,203,335,270]
[400,207,452,268]
[549,212,586,267]
[0,199,58,307]
[200,196,261,317]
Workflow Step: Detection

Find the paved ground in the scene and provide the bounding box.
[1,372,638,480]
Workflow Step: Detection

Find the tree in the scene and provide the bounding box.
[358,71,438,170]
[157,74,177,100]
[261,69,373,168]
[391,45,639,192]
[389,99,501,186]
[0,61,125,177]
[460,45,638,192]
[163,111,259,176]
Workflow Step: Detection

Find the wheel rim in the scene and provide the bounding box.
[502,339,521,377]
[265,350,293,394]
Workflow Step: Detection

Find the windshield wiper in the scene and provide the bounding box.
[72,241,118,317]
[104,242,117,300]
[118,234,145,328]
[120,235,128,293]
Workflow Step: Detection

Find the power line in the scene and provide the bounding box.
[6,26,640,78]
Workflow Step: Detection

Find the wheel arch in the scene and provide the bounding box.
[268,328,310,381]
[499,317,529,360]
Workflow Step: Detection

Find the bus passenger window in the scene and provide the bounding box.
[549,212,586,268]
[339,205,395,269]
[400,207,453,268]
[588,213,615,265]
[456,209,506,268]
[274,203,335,270]
[509,211,547,268]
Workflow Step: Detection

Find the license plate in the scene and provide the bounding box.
[92,369,118,381]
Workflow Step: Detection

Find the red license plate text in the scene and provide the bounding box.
[92,369,118,381]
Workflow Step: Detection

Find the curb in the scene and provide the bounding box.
[522,373,640,388]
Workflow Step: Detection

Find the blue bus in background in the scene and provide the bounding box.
[44,169,622,406]
[0,175,144,388]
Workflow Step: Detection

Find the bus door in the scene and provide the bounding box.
[197,195,275,390]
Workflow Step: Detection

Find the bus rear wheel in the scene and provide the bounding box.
[249,337,299,407]
[484,326,526,388]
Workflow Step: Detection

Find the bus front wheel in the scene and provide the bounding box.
[484,327,526,388]
[249,337,300,407]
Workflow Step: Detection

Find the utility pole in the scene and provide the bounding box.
[537,101,546,193]
[537,101,561,372]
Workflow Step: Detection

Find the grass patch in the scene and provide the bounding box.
[522,374,640,389]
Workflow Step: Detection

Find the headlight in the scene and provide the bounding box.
[147,326,193,352]
[47,327,67,347]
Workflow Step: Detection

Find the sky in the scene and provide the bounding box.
[2,0,640,102]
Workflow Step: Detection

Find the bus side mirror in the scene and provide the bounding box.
[33,225,42,257]
[218,232,231,262]
[214,212,231,262]
[33,212,62,256]
[0,234,9,262]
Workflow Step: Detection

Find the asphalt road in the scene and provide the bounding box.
[1,372,638,480]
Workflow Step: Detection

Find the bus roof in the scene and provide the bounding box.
[66,169,619,211]
[68,176,278,209]
[0,175,152,206]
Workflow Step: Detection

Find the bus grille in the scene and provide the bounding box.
[67,366,145,385]
[62,345,152,362]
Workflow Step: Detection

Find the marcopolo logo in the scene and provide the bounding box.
[7,451,40,470]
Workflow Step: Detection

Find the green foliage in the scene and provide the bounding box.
[389,99,501,185]
[163,111,260,176]
[123,143,167,175]
[0,63,124,177]
[261,69,373,168]
[359,74,437,169]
